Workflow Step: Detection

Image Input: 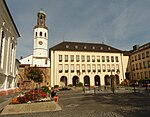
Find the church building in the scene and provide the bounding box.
[18,10,51,89]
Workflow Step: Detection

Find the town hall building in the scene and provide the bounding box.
[49,41,131,87]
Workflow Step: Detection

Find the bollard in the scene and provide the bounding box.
[94,86,96,95]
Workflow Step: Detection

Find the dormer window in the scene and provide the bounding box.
[92,46,95,49]
[84,46,87,49]
[66,45,69,48]
[100,47,103,50]
[75,45,78,49]
[108,47,111,50]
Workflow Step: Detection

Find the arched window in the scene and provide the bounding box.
[35,32,37,37]
[40,32,42,36]
[40,15,43,19]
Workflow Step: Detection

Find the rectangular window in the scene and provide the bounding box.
[111,64,115,72]
[111,56,114,62]
[65,64,68,73]
[70,55,74,62]
[143,61,146,68]
[71,64,74,73]
[146,51,150,57]
[107,64,110,72]
[82,64,85,72]
[76,64,80,70]
[115,56,119,62]
[81,55,85,62]
[136,63,138,70]
[10,44,14,72]
[59,64,63,73]
[65,55,68,62]
[0,31,4,67]
[97,64,101,72]
[87,64,91,72]
[106,56,109,62]
[148,60,150,67]
[139,63,142,69]
[132,64,135,71]
[142,53,145,59]
[116,64,119,70]
[59,55,62,62]
[132,56,134,62]
[87,55,90,62]
[135,55,137,61]
[138,54,141,60]
[97,56,100,62]
[92,64,96,72]
[76,55,80,62]
[92,56,95,62]
[45,59,47,64]
[102,64,106,72]
[102,56,105,62]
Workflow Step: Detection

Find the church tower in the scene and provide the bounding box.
[33,9,48,58]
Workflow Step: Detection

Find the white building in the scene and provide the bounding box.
[20,9,50,67]
[50,41,130,87]
[0,0,20,94]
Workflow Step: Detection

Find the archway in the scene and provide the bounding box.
[94,75,101,86]
[72,76,79,86]
[84,75,90,86]
[104,75,110,85]
[115,75,119,85]
[60,76,67,86]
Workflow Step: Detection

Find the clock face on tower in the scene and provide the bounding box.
[38,41,43,45]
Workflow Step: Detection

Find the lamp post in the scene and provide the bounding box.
[110,70,116,94]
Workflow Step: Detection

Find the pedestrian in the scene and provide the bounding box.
[51,89,56,99]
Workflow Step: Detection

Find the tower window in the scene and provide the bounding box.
[40,32,42,36]
[35,32,37,37]
[45,33,46,38]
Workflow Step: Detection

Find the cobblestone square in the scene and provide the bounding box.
[0,89,150,117]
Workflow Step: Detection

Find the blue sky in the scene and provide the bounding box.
[6,0,150,59]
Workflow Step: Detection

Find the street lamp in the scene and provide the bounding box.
[110,70,116,94]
